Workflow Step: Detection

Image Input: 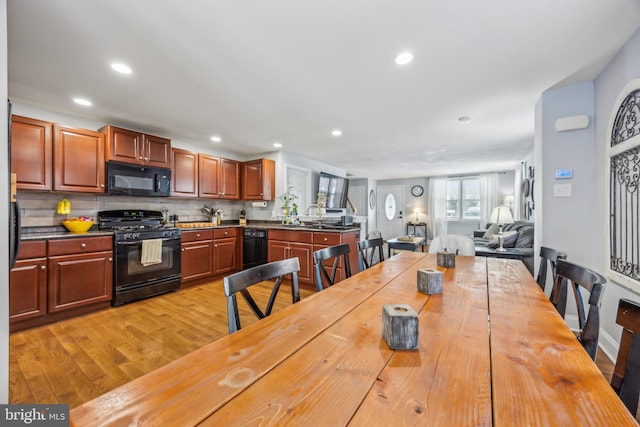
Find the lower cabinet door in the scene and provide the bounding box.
[9,258,47,322]
[213,238,237,275]
[288,242,313,285]
[181,241,214,283]
[48,251,113,313]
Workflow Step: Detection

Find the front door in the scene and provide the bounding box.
[376,185,405,240]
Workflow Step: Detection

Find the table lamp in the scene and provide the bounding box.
[489,206,514,252]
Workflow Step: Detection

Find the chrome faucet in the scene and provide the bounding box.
[305,204,325,216]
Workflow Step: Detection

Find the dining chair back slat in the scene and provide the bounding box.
[536,246,567,293]
[551,259,606,360]
[223,257,301,334]
[314,243,352,291]
[357,238,385,271]
[612,298,640,416]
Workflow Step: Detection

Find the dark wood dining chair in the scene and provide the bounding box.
[357,237,384,271]
[223,257,301,334]
[536,246,567,292]
[612,298,640,416]
[313,243,352,291]
[551,259,607,360]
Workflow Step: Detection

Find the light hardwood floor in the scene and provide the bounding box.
[9,278,616,410]
[9,279,314,408]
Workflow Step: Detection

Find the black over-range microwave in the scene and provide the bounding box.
[106,161,171,197]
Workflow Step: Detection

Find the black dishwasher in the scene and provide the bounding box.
[243,228,268,269]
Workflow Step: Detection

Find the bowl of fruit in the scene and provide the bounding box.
[62,216,94,233]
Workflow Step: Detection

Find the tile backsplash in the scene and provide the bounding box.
[16,192,254,227]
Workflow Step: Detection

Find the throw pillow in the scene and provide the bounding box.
[485,231,518,249]
[482,223,500,239]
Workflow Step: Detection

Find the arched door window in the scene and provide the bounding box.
[384,193,396,221]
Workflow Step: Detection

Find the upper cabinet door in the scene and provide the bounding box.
[198,154,221,198]
[171,148,198,197]
[142,134,171,167]
[53,125,105,193]
[102,125,171,167]
[11,115,53,191]
[220,158,240,200]
[242,158,275,200]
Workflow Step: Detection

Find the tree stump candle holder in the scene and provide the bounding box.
[437,249,455,268]
[417,268,443,294]
[382,304,419,350]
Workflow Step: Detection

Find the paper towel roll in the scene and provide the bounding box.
[252,201,267,208]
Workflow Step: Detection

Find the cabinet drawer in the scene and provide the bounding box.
[17,240,47,259]
[181,229,214,243]
[214,227,237,239]
[268,229,313,244]
[313,232,342,246]
[48,236,113,256]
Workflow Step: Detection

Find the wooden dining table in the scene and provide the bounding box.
[70,252,638,426]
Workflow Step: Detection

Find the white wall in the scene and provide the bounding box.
[537,27,640,360]
[1,0,9,403]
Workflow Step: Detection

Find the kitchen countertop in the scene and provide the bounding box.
[20,222,361,241]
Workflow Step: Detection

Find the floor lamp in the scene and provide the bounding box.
[489,206,514,252]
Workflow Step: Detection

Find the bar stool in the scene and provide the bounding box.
[223,258,301,334]
[536,246,567,293]
[551,259,606,360]
[612,298,640,416]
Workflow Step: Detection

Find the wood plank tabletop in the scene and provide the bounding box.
[487,257,637,426]
[70,252,637,426]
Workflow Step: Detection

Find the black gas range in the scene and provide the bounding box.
[98,210,181,306]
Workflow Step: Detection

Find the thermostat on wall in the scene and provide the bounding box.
[555,169,573,179]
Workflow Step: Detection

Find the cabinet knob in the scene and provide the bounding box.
[139,156,143,160]
[100,184,105,188]
[144,157,149,161]
[181,248,185,252]
[214,244,218,247]
[224,232,228,236]
[109,257,113,262]
[40,265,46,271]
[81,243,87,248]
[323,237,328,241]
[196,233,200,237]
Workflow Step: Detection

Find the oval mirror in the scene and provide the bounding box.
[384,193,396,220]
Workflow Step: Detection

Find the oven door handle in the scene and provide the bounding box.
[116,237,179,246]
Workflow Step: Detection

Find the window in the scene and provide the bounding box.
[608,79,640,289]
[446,178,480,220]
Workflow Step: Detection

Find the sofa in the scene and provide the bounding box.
[472,221,534,274]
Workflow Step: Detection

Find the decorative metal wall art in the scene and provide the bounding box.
[611,89,640,147]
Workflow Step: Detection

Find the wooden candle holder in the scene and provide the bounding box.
[382,304,419,350]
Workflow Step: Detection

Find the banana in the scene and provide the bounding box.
[57,197,71,215]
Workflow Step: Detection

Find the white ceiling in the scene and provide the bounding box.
[7,0,640,179]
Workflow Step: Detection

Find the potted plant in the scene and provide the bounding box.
[279,188,298,216]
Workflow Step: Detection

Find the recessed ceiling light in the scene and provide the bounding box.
[111,63,132,74]
[73,97,92,106]
[458,116,472,125]
[394,52,414,65]
[273,142,282,148]
[210,135,222,142]
[331,129,342,137]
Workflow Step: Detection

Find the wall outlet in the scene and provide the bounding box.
[553,183,572,197]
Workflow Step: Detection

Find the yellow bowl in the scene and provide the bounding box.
[62,220,94,233]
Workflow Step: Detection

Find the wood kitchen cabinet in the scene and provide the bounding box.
[199,155,240,200]
[101,125,171,168]
[47,236,113,313]
[242,158,275,200]
[10,236,113,332]
[171,148,199,197]
[180,229,214,287]
[10,115,53,191]
[53,125,106,193]
[9,241,48,326]
[268,229,314,285]
[213,228,239,275]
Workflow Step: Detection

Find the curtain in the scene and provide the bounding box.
[479,173,498,227]
[427,177,447,239]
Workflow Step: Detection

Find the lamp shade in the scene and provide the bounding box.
[490,206,514,224]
